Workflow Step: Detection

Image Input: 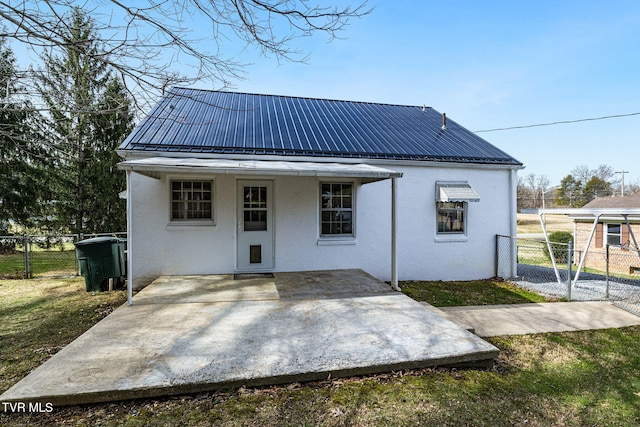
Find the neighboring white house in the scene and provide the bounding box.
[118,87,523,290]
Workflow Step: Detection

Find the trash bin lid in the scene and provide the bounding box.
[74,236,121,246]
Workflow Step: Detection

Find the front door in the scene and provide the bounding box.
[237,180,274,270]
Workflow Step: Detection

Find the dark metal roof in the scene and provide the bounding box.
[119,87,522,166]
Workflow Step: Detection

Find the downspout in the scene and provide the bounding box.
[509,169,518,278]
[391,176,399,291]
[126,169,133,306]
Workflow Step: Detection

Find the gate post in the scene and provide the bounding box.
[23,235,28,279]
[23,235,31,279]
[605,244,610,299]
[566,240,573,301]
[495,234,499,278]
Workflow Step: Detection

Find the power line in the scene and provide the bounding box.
[475,111,640,133]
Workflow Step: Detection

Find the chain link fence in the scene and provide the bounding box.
[497,235,640,316]
[0,236,29,279]
[0,233,126,279]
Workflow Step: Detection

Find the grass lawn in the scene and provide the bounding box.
[400,279,554,306]
[0,252,25,278]
[517,213,573,235]
[2,278,640,426]
[0,278,127,394]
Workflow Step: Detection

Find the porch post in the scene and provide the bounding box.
[126,170,133,306]
[391,176,399,291]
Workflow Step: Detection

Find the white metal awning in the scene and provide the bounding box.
[436,181,480,202]
[118,157,403,183]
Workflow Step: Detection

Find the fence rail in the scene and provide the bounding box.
[0,233,127,279]
[497,234,640,316]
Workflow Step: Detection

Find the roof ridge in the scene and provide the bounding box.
[170,86,434,111]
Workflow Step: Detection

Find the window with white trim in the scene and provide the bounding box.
[437,201,466,234]
[171,180,213,221]
[606,223,621,246]
[320,183,353,236]
[435,181,479,236]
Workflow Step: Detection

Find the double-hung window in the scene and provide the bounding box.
[320,183,353,236]
[171,180,213,221]
[606,223,621,246]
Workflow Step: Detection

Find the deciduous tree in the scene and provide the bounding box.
[517,176,534,210]
[0,0,369,112]
[556,164,622,206]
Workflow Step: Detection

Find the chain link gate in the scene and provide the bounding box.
[0,236,29,278]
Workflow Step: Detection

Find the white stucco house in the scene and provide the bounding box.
[118,87,523,293]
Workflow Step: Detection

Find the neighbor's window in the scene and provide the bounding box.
[437,201,465,234]
[320,183,353,236]
[606,223,621,246]
[171,180,213,221]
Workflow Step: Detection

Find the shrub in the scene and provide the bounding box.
[0,237,18,254]
[542,231,573,263]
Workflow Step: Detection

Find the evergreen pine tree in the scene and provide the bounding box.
[35,8,132,233]
[85,77,133,232]
[0,35,48,234]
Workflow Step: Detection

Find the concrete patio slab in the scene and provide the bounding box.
[133,274,280,303]
[0,269,498,406]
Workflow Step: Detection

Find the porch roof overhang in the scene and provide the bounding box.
[118,157,403,184]
[121,156,404,304]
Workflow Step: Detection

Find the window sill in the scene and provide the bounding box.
[317,237,356,246]
[434,235,468,243]
[166,221,216,231]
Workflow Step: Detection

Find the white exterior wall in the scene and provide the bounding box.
[127,163,514,287]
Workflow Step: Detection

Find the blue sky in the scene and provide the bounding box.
[187,0,640,187]
[10,1,638,187]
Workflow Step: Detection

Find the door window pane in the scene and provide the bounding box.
[244,186,267,208]
[244,210,267,231]
[243,186,268,231]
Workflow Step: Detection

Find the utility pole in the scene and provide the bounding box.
[615,170,629,196]
[541,186,558,209]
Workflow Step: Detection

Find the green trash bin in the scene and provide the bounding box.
[74,237,126,292]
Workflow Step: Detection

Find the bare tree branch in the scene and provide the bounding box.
[0,0,369,113]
